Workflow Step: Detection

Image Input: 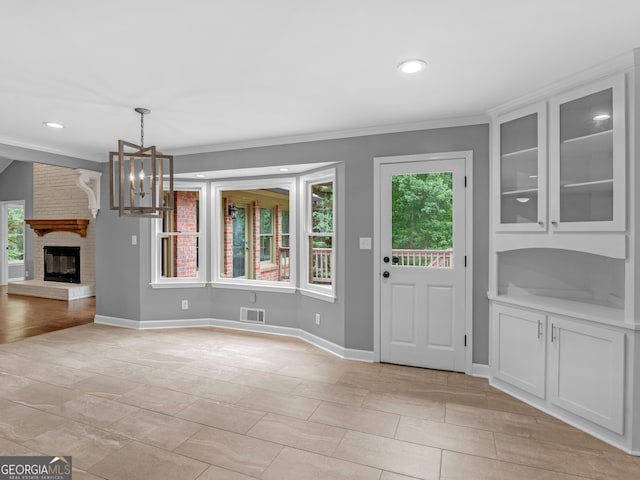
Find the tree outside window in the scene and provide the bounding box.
[309,181,333,286]
[7,206,24,263]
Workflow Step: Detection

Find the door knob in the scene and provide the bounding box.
[382,271,390,278]
[383,256,390,263]
[392,257,400,264]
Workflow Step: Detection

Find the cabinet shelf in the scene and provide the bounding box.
[562,129,612,145]
[501,146,538,158]
[502,188,538,196]
[561,178,613,194]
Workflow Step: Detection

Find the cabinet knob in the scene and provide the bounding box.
[551,221,558,226]
[538,221,544,227]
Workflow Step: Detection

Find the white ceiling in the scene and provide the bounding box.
[1,1,640,162]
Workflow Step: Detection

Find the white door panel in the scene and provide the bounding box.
[379,158,466,371]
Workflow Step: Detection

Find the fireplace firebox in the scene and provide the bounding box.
[44,246,81,283]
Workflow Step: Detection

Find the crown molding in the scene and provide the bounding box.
[488,50,635,117]
[170,115,490,157]
[0,135,102,163]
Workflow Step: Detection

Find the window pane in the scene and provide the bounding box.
[161,234,199,278]
[232,208,246,278]
[8,234,24,261]
[391,172,453,268]
[159,190,201,278]
[281,210,290,248]
[260,208,272,234]
[7,207,24,235]
[260,236,272,262]
[311,182,333,233]
[309,236,332,285]
[220,188,291,283]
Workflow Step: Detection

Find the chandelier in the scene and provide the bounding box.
[109,108,173,217]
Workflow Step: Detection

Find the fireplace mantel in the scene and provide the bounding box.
[26,219,90,237]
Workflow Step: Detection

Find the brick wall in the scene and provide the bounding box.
[32,164,95,284]
[173,191,198,277]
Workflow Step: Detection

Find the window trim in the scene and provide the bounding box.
[150,182,207,288]
[211,177,297,291]
[300,169,336,301]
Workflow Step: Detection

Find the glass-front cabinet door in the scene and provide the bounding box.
[549,75,625,232]
[494,103,547,231]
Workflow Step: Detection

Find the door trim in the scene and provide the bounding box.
[373,151,473,374]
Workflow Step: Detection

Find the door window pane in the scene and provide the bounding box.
[7,206,25,262]
[391,172,453,268]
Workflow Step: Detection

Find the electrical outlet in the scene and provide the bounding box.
[181,299,189,310]
[315,313,321,326]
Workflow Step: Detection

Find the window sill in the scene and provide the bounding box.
[299,288,336,303]
[150,282,207,289]
[211,281,296,294]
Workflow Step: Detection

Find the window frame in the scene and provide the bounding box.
[150,182,207,288]
[300,169,336,302]
[211,177,297,293]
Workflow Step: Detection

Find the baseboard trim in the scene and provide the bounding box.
[471,363,489,378]
[489,376,637,456]
[94,315,374,362]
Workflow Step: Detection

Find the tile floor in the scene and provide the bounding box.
[0,323,639,480]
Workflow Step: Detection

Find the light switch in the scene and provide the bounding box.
[359,237,372,250]
[131,235,137,245]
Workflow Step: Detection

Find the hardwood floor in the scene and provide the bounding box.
[0,285,95,343]
[0,323,639,479]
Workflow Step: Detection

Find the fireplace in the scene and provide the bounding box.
[44,246,81,283]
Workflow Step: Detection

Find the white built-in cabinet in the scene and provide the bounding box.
[491,304,625,434]
[495,74,626,235]
[489,65,640,454]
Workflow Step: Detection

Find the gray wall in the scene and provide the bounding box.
[95,124,490,364]
[0,161,34,279]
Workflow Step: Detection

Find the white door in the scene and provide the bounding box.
[379,158,466,371]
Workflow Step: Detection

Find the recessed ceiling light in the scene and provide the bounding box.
[397,59,427,74]
[279,167,290,172]
[195,174,205,178]
[43,121,64,129]
[593,113,611,121]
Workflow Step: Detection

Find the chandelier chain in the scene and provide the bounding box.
[140,111,145,148]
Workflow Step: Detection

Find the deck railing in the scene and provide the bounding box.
[311,247,332,284]
[278,248,452,282]
[391,249,453,267]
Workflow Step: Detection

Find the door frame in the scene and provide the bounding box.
[373,151,473,374]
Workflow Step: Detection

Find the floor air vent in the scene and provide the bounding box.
[240,307,265,323]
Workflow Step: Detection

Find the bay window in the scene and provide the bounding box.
[213,178,296,290]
